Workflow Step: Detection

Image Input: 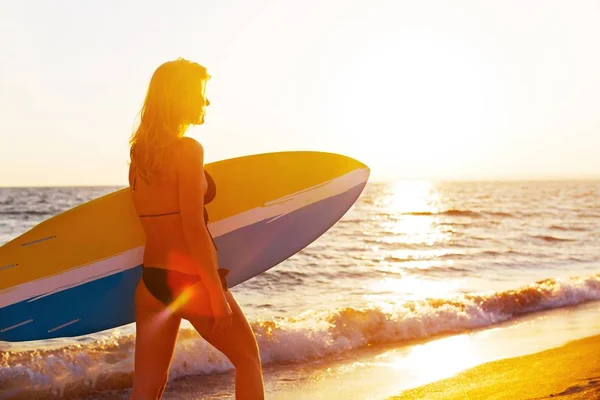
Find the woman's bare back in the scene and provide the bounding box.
[129,140,208,275]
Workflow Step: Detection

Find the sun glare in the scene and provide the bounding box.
[380,334,480,385]
[388,180,436,214]
[367,181,462,303]
[379,180,451,247]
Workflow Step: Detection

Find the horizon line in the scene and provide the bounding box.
[1,176,599,189]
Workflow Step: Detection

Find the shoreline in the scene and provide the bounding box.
[390,334,600,400]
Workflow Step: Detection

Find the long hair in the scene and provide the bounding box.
[129,58,210,185]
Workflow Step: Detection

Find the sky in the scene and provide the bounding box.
[1,0,599,186]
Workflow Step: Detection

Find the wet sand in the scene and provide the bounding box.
[390,335,600,400]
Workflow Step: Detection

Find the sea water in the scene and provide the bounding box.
[0,181,598,399]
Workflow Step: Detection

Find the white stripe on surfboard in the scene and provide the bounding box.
[1,319,34,333]
[207,167,370,236]
[0,247,144,309]
[0,168,369,309]
[48,318,80,333]
[27,267,129,303]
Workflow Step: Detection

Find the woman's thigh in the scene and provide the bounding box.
[133,278,182,382]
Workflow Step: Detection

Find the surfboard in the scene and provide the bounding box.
[0,151,369,342]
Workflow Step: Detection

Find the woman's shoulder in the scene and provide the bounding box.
[176,137,205,171]
[178,137,204,154]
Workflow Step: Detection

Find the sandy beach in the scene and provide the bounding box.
[391,335,600,400]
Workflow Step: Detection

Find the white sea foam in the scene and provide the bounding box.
[1,273,599,398]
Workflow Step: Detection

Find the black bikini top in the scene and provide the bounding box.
[130,147,219,250]
[130,144,216,208]
[203,170,216,205]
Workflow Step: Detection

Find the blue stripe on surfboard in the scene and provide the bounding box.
[0,267,141,342]
[0,182,366,342]
[219,181,367,287]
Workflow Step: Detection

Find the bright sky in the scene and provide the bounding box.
[1,0,599,186]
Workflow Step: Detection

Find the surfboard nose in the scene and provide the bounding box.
[343,154,370,173]
[324,152,370,179]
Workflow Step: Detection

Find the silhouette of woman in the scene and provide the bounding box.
[128,58,264,400]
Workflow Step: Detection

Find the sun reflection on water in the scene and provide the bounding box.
[376,334,481,384]
[369,181,462,302]
[380,180,451,247]
[387,181,438,215]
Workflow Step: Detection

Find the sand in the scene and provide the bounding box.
[390,335,600,400]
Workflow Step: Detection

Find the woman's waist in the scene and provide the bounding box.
[142,224,216,249]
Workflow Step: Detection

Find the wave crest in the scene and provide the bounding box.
[2,274,600,398]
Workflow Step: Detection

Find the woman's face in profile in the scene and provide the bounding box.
[195,79,210,125]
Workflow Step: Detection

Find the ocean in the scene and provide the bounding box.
[1,180,599,399]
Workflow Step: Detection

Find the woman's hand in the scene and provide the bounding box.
[210,292,233,335]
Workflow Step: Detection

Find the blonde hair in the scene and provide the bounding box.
[129,58,210,184]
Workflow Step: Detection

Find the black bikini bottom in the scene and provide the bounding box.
[142,266,229,306]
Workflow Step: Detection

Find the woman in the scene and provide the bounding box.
[128,58,265,400]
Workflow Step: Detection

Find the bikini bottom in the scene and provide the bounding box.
[142,266,229,306]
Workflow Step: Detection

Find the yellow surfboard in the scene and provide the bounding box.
[0,151,369,342]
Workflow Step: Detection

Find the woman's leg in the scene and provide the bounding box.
[131,278,182,400]
[178,289,265,400]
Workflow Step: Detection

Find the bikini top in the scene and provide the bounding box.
[131,165,217,222]
[132,165,219,251]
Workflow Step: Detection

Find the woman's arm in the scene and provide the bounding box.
[177,137,225,297]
